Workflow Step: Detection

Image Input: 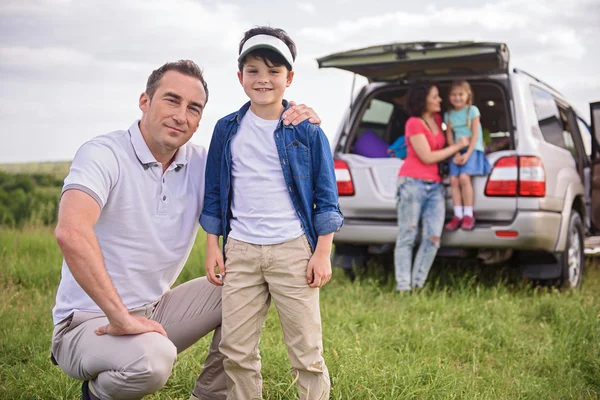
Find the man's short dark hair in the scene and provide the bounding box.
[238,26,297,72]
[405,81,436,117]
[146,60,209,103]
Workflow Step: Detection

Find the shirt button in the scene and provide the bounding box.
[226,184,229,189]
[162,195,167,201]
[163,178,165,183]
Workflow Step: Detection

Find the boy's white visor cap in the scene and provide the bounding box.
[238,35,294,69]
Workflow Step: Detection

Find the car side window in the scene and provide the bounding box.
[577,117,592,158]
[558,107,579,161]
[530,86,564,148]
[531,86,584,168]
[350,98,395,157]
[361,99,394,131]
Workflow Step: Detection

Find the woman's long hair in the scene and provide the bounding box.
[404,81,436,118]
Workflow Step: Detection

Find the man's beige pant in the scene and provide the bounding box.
[220,236,330,400]
[51,277,226,400]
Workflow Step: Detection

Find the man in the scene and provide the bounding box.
[51,59,321,400]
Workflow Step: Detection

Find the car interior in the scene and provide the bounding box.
[348,81,512,157]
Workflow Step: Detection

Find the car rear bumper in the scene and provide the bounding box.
[334,211,561,252]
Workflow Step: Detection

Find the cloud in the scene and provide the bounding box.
[0,0,598,163]
[0,0,246,65]
[0,0,253,162]
[0,46,93,67]
[297,3,316,14]
[298,0,591,62]
[299,5,531,45]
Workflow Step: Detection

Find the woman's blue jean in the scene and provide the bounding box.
[394,177,445,291]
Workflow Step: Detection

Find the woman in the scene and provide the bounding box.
[394,82,469,292]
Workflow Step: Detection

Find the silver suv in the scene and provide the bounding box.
[318,41,600,288]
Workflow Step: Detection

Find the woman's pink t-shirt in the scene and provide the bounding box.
[398,115,446,183]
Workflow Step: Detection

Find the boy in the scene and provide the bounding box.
[200,26,343,400]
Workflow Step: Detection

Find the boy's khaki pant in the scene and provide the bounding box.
[51,277,226,400]
[220,235,330,400]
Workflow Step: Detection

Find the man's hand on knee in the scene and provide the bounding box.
[95,314,168,337]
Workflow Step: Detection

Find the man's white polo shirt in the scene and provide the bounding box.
[52,121,206,324]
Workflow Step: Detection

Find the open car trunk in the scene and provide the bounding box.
[320,41,516,225]
[335,80,515,224]
[317,41,509,81]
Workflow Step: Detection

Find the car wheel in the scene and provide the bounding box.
[560,211,584,289]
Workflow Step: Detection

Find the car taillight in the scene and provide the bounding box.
[334,159,355,196]
[485,156,545,197]
[485,156,518,196]
[518,156,546,196]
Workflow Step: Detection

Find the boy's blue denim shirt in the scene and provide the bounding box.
[200,100,344,252]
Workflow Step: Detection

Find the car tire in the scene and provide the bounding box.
[559,211,584,289]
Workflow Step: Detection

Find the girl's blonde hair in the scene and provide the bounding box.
[449,80,473,128]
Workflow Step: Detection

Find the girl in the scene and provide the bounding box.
[394,82,469,292]
[444,80,491,231]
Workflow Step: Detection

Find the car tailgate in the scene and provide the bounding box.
[444,150,517,222]
[337,154,402,219]
[318,41,509,82]
[337,152,518,223]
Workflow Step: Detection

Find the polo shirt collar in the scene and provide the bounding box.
[129,120,157,166]
[128,120,189,169]
[170,143,188,170]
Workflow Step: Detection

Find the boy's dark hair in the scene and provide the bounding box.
[404,81,436,117]
[238,26,297,72]
[146,60,209,103]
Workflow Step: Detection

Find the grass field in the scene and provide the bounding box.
[2,227,600,399]
[0,161,72,179]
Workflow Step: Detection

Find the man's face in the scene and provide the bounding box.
[139,70,207,154]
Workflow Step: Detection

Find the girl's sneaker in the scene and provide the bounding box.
[461,216,475,231]
[445,216,462,231]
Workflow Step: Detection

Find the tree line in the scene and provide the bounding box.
[0,171,63,227]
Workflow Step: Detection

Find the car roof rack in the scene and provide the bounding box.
[513,68,563,96]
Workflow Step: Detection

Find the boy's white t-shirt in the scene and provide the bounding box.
[228,109,304,245]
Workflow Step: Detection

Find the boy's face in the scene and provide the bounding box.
[237,55,294,110]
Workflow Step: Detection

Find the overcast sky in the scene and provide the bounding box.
[1,0,599,163]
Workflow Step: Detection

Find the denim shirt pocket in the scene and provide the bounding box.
[285,140,310,179]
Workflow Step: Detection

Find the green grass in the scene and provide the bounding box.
[0,161,72,179]
[2,227,600,399]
